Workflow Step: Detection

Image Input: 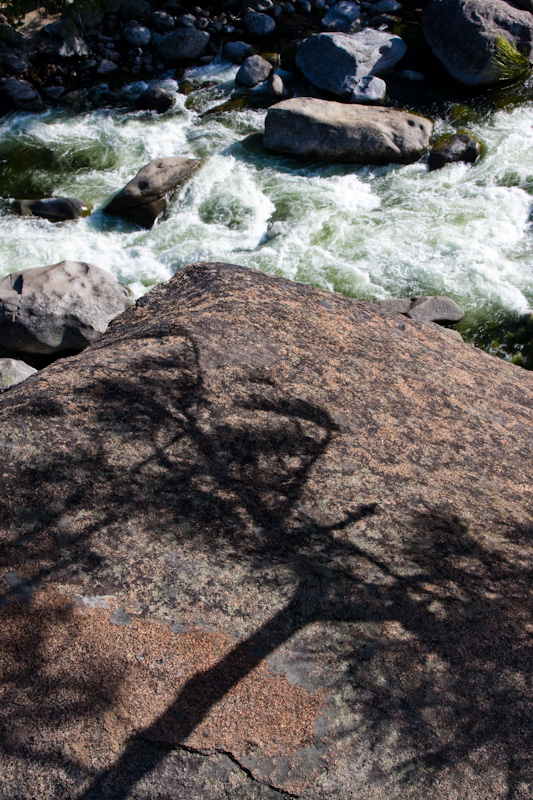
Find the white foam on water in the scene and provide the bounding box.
[1,92,533,326]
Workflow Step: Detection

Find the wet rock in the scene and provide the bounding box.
[264,97,432,164]
[155,28,210,64]
[423,0,533,85]
[244,12,276,36]
[104,155,201,228]
[0,262,531,800]
[296,30,406,99]
[137,82,176,112]
[0,78,45,113]
[0,357,37,392]
[375,295,465,323]
[266,71,291,97]
[428,132,482,170]
[223,40,255,63]
[235,54,273,87]
[0,261,134,355]
[13,197,91,222]
[322,1,362,32]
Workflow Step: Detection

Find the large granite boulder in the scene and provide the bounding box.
[104,156,201,228]
[264,97,432,164]
[296,30,406,100]
[0,262,532,799]
[0,78,45,114]
[155,28,210,65]
[0,261,134,355]
[423,0,533,85]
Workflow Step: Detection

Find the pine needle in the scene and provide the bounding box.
[492,35,533,83]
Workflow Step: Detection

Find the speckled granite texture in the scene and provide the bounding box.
[1,262,532,799]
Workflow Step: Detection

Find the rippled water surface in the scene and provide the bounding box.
[1,59,533,351]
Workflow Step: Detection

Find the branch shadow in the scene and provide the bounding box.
[1,330,531,799]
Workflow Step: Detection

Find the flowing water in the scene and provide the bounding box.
[1,58,533,356]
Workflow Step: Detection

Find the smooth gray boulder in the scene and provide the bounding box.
[428,133,482,170]
[322,0,362,32]
[235,54,273,87]
[155,28,210,65]
[0,358,37,392]
[423,0,533,85]
[351,75,387,102]
[104,156,201,228]
[13,197,91,222]
[264,97,432,164]
[376,295,465,324]
[296,30,406,99]
[0,262,134,355]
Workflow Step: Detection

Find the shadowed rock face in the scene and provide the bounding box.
[0,262,532,799]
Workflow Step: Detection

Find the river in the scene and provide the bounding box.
[1,57,532,356]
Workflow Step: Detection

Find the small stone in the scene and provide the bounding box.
[350,75,386,103]
[0,358,37,392]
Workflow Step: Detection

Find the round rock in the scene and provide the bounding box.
[244,12,276,35]
[235,54,273,87]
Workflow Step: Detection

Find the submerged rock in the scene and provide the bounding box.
[264,97,432,164]
[13,197,91,222]
[0,357,37,392]
[0,262,531,799]
[104,156,201,228]
[0,261,134,355]
[423,0,533,85]
[296,30,406,99]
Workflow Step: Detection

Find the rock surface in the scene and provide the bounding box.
[104,156,201,228]
[264,97,432,164]
[423,0,533,85]
[428,132,482,170]
[0,262,532,799]
[375,295,465,323]
[155,28,210,65]
[0,357,37,392]
[0,261,134,355]
[235,54,273,87]
[296,30,406,99]
[13,197,91,222]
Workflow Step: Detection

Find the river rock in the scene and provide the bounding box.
[428,132,482,170]
[155,28,210,64]
[13,197,91,222]
[264,97,432,164]
[224,40,255,63]
[0,78,45,114]
[0,261,531,800]
[296,30,407,99]
[350,74,386,102]
[123,23,152,47]
[0,357,37,392]
[104,156,201,228]
[0,261,133,355]
[137,83,175,112]
[244,12,276,35]
[322,0,362,32]
[423,0,533,85]
[235,54,273,87]
[376,295,465,323]
[120,0,152,20]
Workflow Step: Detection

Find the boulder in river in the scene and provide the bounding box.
[13,197,91,222]
[423,0,533,85]
[0,261,134,355]
[137,83,176,113]
[428,132,482,171]
[104,156,201,228]
[0,261,531,799]
[322,0,362,32]
[0,357,37,392]
[296,30,406,100]
[264,97,433,164]
[235,54,273,87]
